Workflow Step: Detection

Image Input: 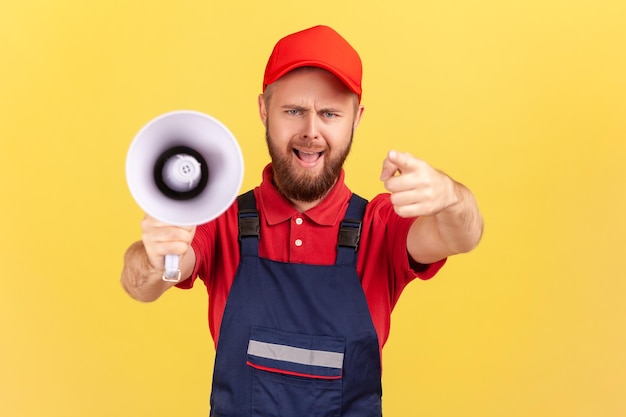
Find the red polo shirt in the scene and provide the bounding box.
[180,164,446,351]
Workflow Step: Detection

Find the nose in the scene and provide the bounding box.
[301,113,319,140]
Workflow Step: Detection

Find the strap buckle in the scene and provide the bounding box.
[337,218,362,251]
[239,209,260,239]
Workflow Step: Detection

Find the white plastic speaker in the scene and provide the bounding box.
[126,110,244,281]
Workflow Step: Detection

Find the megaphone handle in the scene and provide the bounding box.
[163,254,182,282]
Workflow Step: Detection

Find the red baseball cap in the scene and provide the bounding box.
[263,25,363,101]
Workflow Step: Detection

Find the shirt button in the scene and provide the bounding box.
[295,217,303,225]
[294,239,303,247]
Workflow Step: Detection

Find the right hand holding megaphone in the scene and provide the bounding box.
[123,111,243,296]
[141,214,196,282]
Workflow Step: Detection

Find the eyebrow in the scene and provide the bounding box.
[281,104,345,114]
[281,104,308,112]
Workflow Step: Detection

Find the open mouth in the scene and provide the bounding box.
[294,149,325,164]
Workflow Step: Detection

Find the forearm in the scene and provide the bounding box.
[120,241,179,302]
[436,181,483,252]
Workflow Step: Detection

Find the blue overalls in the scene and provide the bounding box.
[209,191,382,417]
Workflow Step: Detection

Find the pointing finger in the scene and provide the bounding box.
[387,150,420,174]
[380,150,401,181]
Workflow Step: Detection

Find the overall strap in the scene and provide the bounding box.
[238,190,260,256]
[237,190,368,263]
[336,193,368,266]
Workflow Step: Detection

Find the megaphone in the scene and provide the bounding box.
[126,110,244,282]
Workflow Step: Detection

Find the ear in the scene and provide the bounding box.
[352,104,365,130]
[258,94,268,127]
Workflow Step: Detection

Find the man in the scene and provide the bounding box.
[122,25,483,417]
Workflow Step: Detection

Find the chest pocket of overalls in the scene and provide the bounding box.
[247,326,344,417]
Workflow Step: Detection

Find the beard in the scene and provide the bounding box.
[265,120,353,203]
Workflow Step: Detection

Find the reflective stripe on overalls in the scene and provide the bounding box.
[209,191,382,417]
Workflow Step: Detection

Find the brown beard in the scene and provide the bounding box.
[265,119,353,203]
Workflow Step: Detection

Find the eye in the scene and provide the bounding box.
[323,111,337,119]
[286,109,302,116]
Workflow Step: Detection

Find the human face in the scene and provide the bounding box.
[259,68,364,204]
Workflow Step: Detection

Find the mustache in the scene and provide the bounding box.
[289,137,328,151]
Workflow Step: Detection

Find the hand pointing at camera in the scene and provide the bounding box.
[381,150,483,264]
[380,150,457,218]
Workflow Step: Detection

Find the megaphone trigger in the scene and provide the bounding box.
[163,254,182,282]
[126,110,244,282]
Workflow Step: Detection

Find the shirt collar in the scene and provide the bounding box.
[258,164,352,226]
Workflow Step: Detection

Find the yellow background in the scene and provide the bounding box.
[1,0,625,416]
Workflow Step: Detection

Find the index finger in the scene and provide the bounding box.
[386,150,420,174]
[380,150,401,181]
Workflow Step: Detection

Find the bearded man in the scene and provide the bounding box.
[121,25,483,417]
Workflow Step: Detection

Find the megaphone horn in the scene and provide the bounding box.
[126,110,244,282]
